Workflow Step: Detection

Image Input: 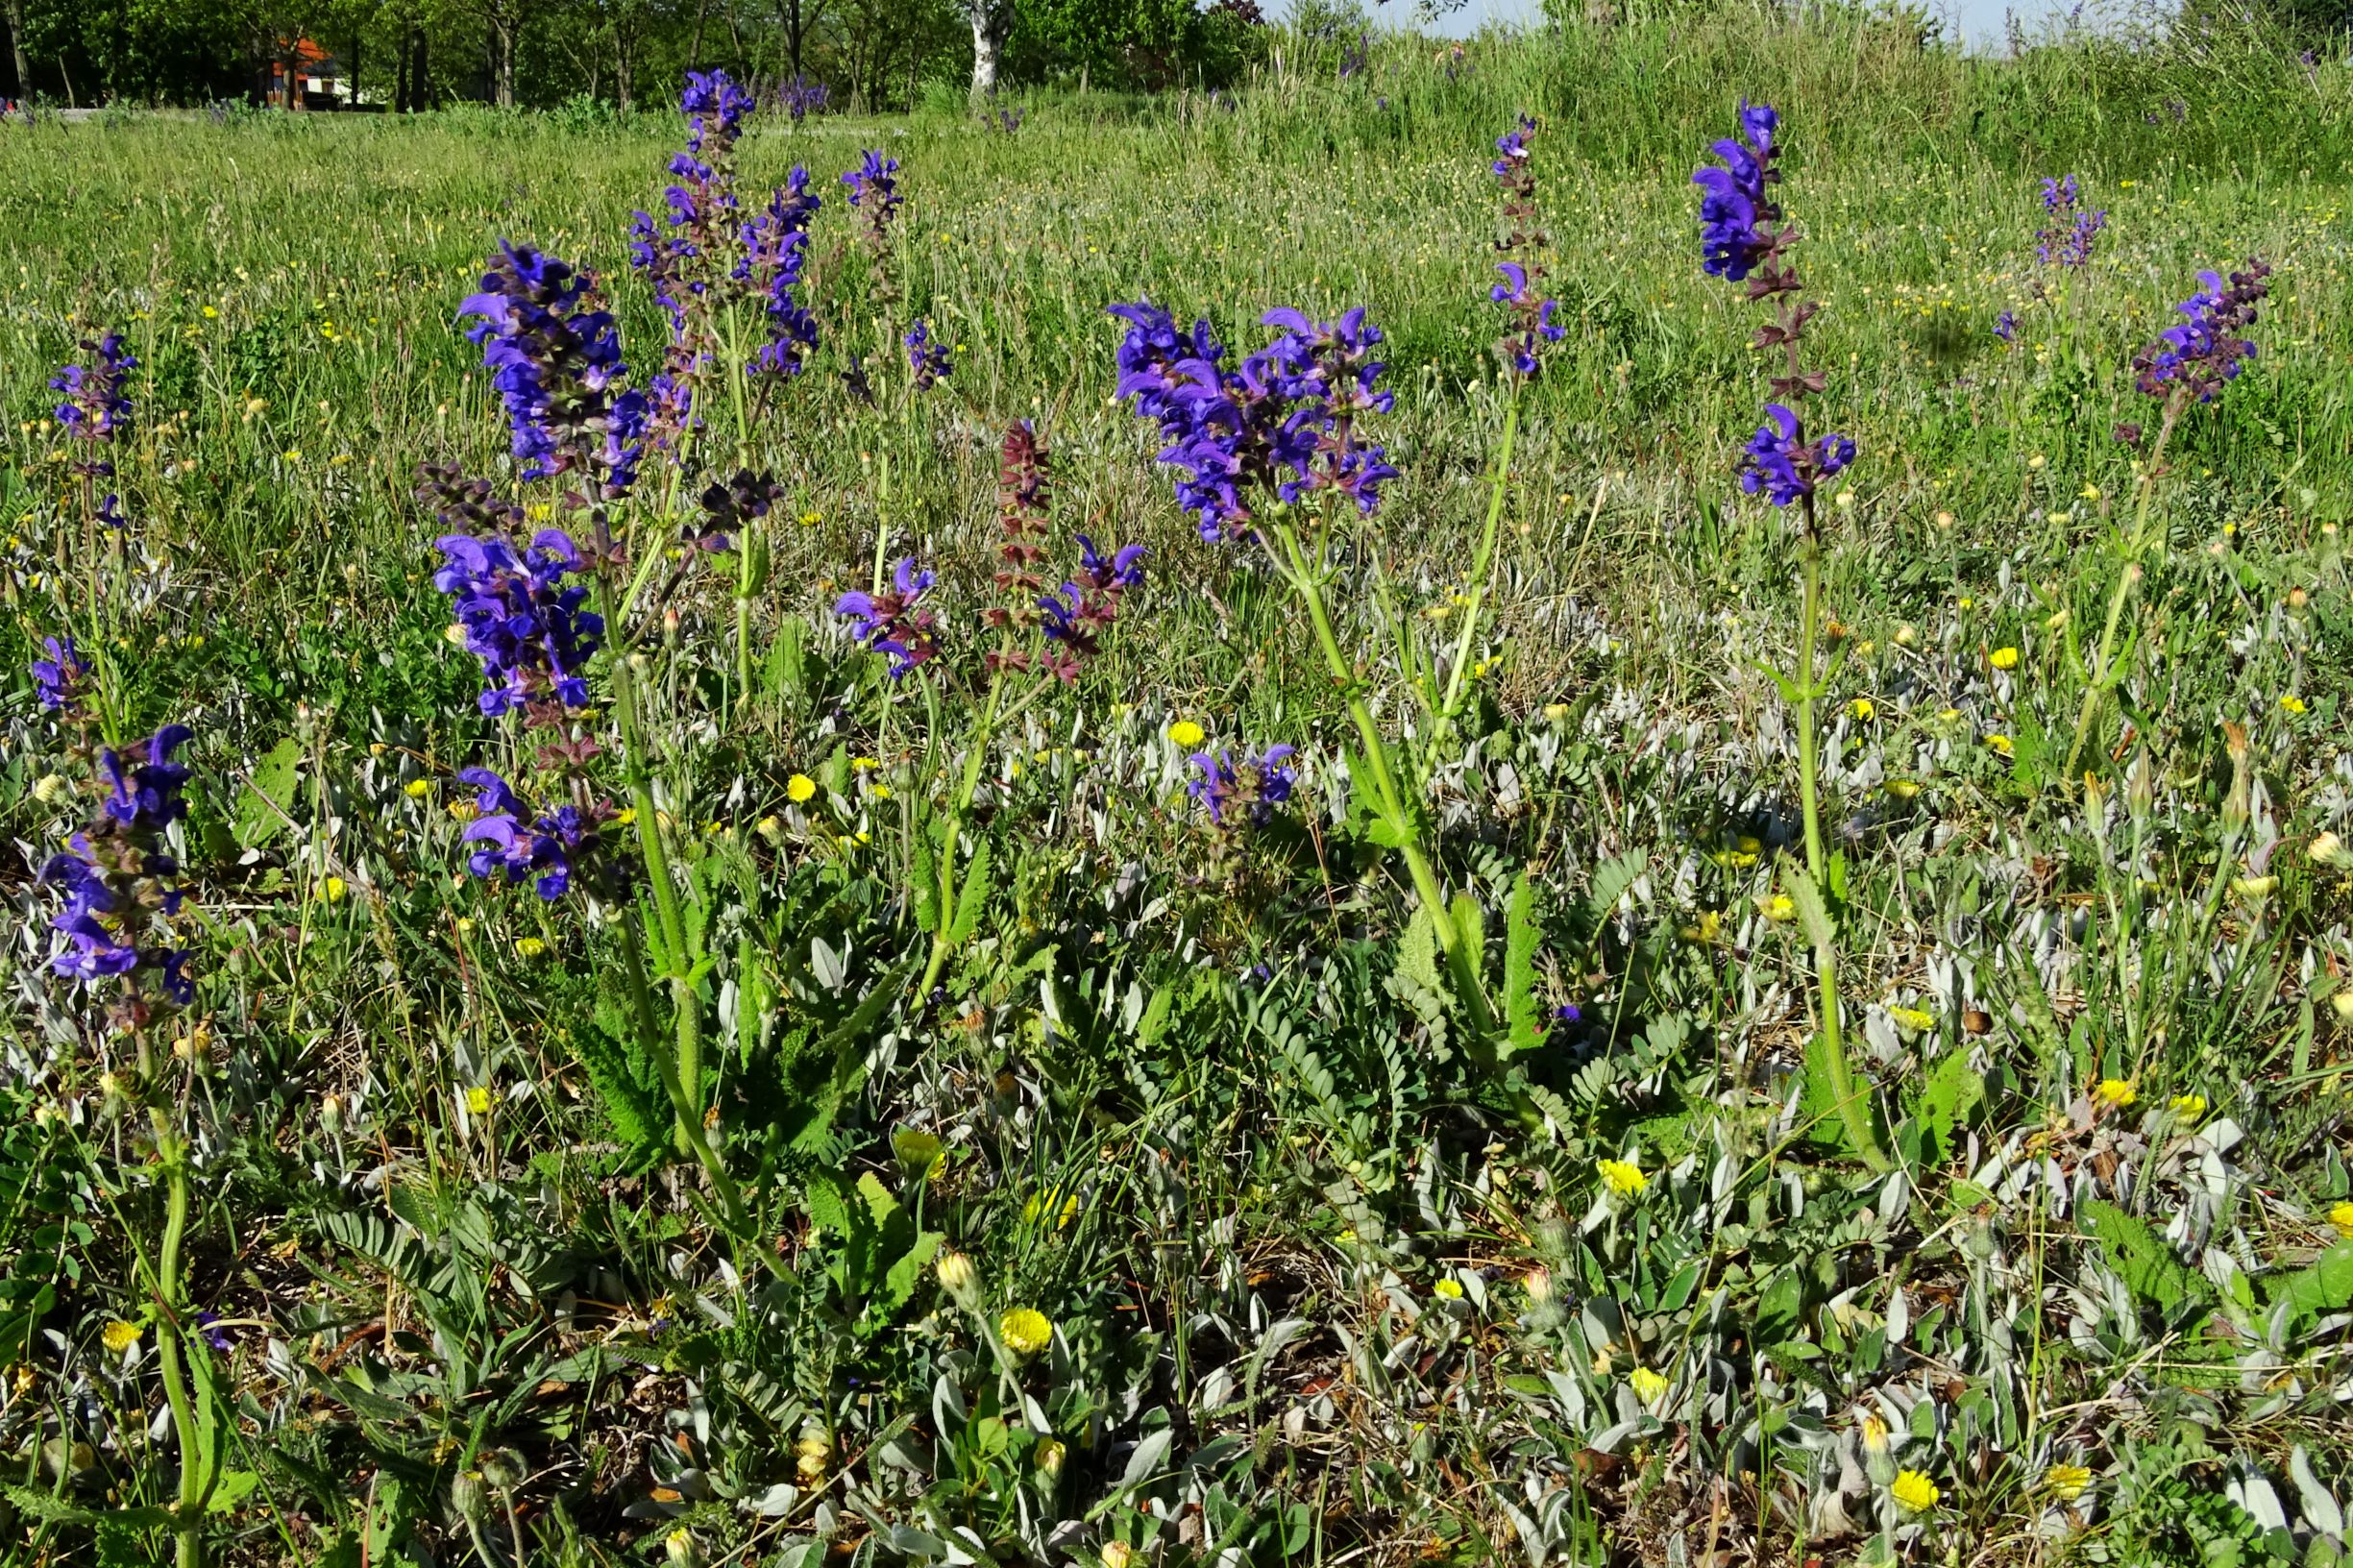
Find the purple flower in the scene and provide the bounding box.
[842,150,902,247]
[433,528,604,717]
[1491,114,1534,180]
[2133,259,2270,404]
[1111,300,1396,540]
[905,319,952,390]
[1492,261,1566,376]
[681,68,754,157]
[1993,309,2019,343]
[52,332,135,443]
[39,723,195,1013]
[1738,403,1854,507]
[1187,744,1297,827]
[739,168,822,377]
[2034,175,2106,270]
[778,74,829,122]
[32,636,90,715]
[834,557,941,678]
[194,1311,233,1353]
[455,768,625,901]
[1692,99,1779,283]
[458,243,648,497]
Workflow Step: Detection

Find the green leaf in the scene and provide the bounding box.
[856,1170,902,1229]
[882,1230,944,1312]
[1781,863,1836,954]
[1584,849,1649,928]
[208,1468,261,1514]
[2080,1199,2212,1315]
[1502,872,1545,1060]
[575,1011,667,1171]
[1395,903,1447,1000]
[1911,1052,1984,1164]
[911,841,939,935]
[804,1172,856,1237]
[946,839,993,948]
[233,737,303,850]
[2263,1240,2353,1323]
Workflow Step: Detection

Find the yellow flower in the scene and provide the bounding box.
[1859,1411,1889,1453]
[1597,1158,1648,1197]
[1167,720,1205,747]
[2232,875,2278,897]
[1888,1006,1935,1032]
[1984,734,2015,757]
[1850,697,1875,721]
[2169,1093,2207,1122]
[786,773,817,803]
[1890,1469,1940,1512]
[2044,1462,2093,1501]
[797,509,821,527]
[465,1086,492,1115]
[514,936,547,959]
[999,1308,1054,1357]
[403,778,433,799]
[318,876,348,904]
[448,800,478,823]
[1761,894,1798,922]
[1679,911,1722,944]
[1432,1278,1464,1300]
[1101,1545,1134,1568]
[850,756,880,772]
[1991,647,2020,671]
[2329,1201,2353,1239]
[2281,694,2307,715]
[1886,778,1922,800]
[1629,1365,1669,1403]
[101,1320,140,1354]
[936,1251,977,1293]
[2093,1078,2137,1109]
[1542,701,1570,721]
[1023,1189,1081,1229]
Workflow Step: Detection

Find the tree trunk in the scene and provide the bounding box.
[414,29,429,107]
[349,32,360,105]
[967,0,1006,100]
[615,23,632,111]
[494,15,514,108]
[687,0,709,68]
[3,0,32,102]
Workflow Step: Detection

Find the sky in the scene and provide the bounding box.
[1417,0,2075,50]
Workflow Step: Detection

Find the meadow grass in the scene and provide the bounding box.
[2,13,2351,1567]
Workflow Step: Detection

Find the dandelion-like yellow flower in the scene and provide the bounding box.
[1859,1411,1889,1452]
[1850,698,1875,721]
[1101,1544,1134,1568]
[999,1308,1054,1357]
[1679,911,1722,944]
[1990,647,2020,671]
[404,778,433,799]
[1762,894,1797,922]
[1629,1365,1669,1403]
[1167,720,1205,747]
[1890,1469,1940,1512]
[1888,1006,1935,1032]
[466,1086,492,1115]
[1432,1278,1464,1300]
[2330,1201,2353,1239]
[2093,1078,2137,1109]
[513,936,546,959]
[1597,1158,1648,1197]
[1023,1189,1080,1229]
[102,1320,140,1354]
[786,773,817,804]
[1984,734,2015,757]
[1886,778,1922,800]
[2169,1093,2207,1122]
[2044,1462,2093,1501]
[2281,694,2307,715]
